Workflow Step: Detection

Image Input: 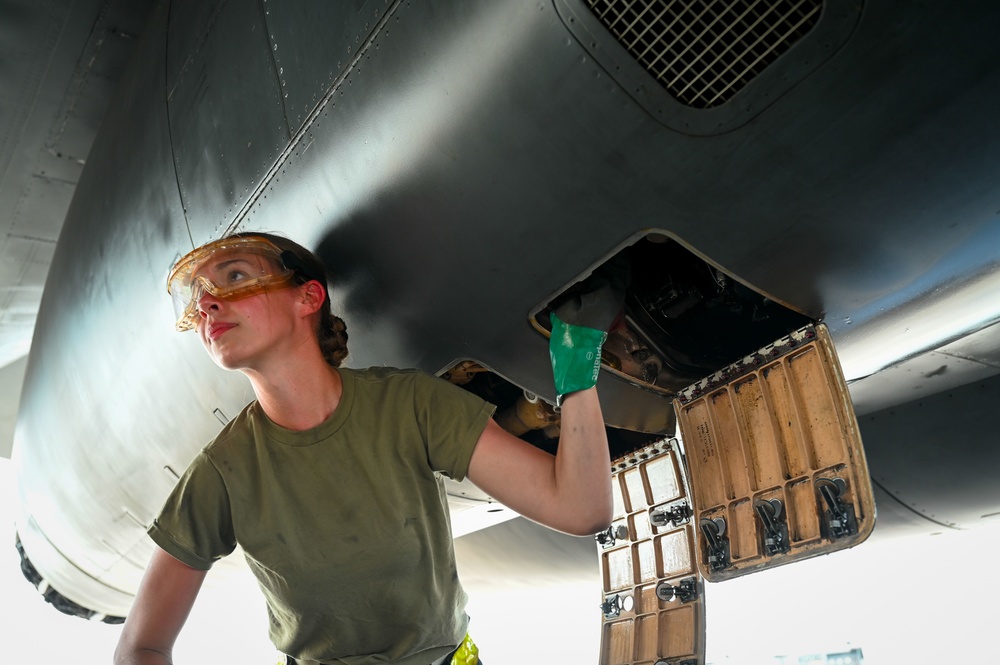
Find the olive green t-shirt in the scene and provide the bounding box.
[148,367,495,664]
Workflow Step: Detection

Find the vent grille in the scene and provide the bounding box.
[585,0,823,108]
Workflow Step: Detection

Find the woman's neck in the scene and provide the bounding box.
[245,353,344,431]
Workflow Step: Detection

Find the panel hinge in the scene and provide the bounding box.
[676,324,818,404]
[655,577,697,603]
[817,477,858,539]
[754,498,791,555]
[700,517,730,572]
[650,500,692,529]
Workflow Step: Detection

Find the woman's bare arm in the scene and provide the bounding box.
[114,547,208,664]
[466,387,612,536]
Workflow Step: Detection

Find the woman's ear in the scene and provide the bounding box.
[298,280,327,317]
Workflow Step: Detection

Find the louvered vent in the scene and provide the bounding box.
[585,0,823,108]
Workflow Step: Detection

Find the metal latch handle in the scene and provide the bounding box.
[700,517,730,572]
[754,498,790,555]
[817,477,858,539]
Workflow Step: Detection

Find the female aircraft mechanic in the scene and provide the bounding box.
[114,232,622,665]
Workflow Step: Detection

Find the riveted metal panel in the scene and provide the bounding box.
[860,373,1000,532]
[166,0,289,240]
[165,0,225,92]
[14,0,195,617]
[261,0,396,132]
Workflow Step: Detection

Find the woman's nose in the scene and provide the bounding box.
[196,290,223,318]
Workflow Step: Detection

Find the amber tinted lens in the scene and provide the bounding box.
[171,276,209,331]
[167,237,293,331]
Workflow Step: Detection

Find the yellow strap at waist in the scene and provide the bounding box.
[450,633,479,665]
[287,635,479,665]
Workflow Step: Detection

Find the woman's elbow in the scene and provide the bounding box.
[562,502,614,537]
[113,642,171,665]
[114,627,172,665]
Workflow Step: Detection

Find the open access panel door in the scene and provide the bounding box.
[596,323,875,664]
[599,438,705,665]
[674,323,875,582]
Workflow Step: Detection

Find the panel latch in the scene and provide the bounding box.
[595,524,629,549]
[655,577,697,603]
[650,500,692,529]
[600,592,633,619]
[817,477,858,540]
[754,498,790,555]
[700,517,730,572]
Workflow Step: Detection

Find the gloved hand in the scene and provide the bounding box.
[549,256,630,405]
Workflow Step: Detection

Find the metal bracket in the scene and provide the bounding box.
[595,524,629,549]
[754,498,791,555]
[655,577,697,603]
[817,477,858,540]
[650,500,692,529]
[700,517,730,572]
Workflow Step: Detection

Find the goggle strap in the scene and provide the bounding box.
[280,250,323,285]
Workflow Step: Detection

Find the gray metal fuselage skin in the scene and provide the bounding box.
[13,0,1000,617]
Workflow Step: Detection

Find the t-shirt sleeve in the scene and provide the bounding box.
[412,371,496,481]
[147,451,237,570]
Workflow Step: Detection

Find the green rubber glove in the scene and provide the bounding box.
[549,256,630,404]
[549,312,608,404]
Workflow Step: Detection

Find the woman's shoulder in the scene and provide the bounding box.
[346,366,452,402]
[349,365,421,380]
[347,365,436,388]
[201,401,259,454]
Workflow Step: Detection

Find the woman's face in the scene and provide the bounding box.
[191,251,302,371]
[167,236,323,371]
[167,236,296,332]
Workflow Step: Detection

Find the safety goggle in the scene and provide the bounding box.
[166,236,296,332]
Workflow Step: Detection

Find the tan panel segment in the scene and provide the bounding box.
[624,467,649,512]
[636,583,661,615]
[709,390,751,501]
[657,530,693,578]
[605,546,634,592]
[631,511,653,542]
[645,455,682,505]
[599,439,705,665]
[729,498,758,563]
[602,620,635,665]
[733,375,782,489]
[685,401,727,508]
[787,477,821,543]
[787,347,849,468]
[637,539,657,583]
[661,605,698,657]
[674,324,875,582]
[761,363,812,477]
